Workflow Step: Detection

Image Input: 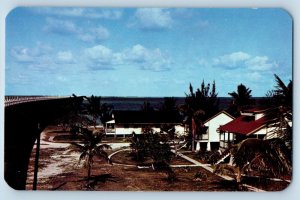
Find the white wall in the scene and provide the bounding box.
[255,113,264,120]
[116,127,142,135]
[113,124,185,136]
[175,125,185,136]
[204,113,234,142]
[115,127,163,135]
[254,125,277,138]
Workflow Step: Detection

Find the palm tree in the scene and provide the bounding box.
[214,138,291,183]
[264,74,292,148]
[129,128,175,180]
[67,128,111,182]
[273,74,292,108]
[228,84,253,116]
[181,81,219,151]
[84,95,101,124]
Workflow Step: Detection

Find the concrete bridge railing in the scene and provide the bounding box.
[4,96,69,107]
[4,96,79,190]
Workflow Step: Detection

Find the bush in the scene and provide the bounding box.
[194,171,207,181]
[197,150,221,164]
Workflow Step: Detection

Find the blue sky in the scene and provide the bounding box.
[5,8,292,97]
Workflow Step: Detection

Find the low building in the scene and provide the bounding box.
[218,108,275,150]
[105,110,184,137]
[195,111,234,151]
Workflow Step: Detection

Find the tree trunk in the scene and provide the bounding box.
[191,118,195,152]
[87,155,91,180]
[236,167,241,183]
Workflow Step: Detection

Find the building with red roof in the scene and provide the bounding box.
[218,108,275,150]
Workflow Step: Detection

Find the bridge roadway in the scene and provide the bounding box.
[4,96,79,190]
[5,96,69,107]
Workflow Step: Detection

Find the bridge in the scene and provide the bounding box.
[4,96,69,107]
[4,96,81,190]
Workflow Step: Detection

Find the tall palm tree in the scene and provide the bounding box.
[181,81,218,151]
[84,95,101,124]
[81,95,113,126]
[68,128,111,182]
[228,84,253,116]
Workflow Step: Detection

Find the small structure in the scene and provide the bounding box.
[218,108,275,150]
[105,110,184,137]
[195,111,234,151]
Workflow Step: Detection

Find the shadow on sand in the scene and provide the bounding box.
[51,173,118,190]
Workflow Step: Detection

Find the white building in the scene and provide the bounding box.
[105,110,185,137]
[195,111,234,151]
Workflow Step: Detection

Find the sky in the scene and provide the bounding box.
[5,7,292,97]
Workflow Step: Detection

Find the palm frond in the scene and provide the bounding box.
[67,142,86,152]
[214,164,237,176]
[78,152,88,165]
[96,144,112,150]
[274,74,288,94]
[94,150,109,161]
[231,138,291,178]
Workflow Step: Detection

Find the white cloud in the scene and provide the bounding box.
[33,8,123,20]
[86,9,123,20]
[83,45,117,70]
[212,51,251,69]
[245,56,275,71]
[10,42,171,72]
[132,8,173,31]
[78,26,109,42]
[56,51,74,63]
[83,44,171,71]
[9,43,78,71]
[11,47,34,62]
[43,18,110,42]
[124,44,151,62]
[210,51,276,71]
[123,44,171,71]
[10,43,52,63]
[84,45,113,60]
[43,18,77,35]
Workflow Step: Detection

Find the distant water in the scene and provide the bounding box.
[101,97,186,111]
[101,97,266,111]
[5,95,266,111]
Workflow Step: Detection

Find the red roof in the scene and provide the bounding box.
[219,115,270,135]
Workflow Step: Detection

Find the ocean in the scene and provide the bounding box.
[5,95,266,111]
[101,97,266,111]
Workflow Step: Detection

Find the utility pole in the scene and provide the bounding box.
[192,118,195,152]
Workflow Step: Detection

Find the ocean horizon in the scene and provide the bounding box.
[5,95,267,111]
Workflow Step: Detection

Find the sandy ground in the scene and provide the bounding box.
[26,126,133,190]
[25,126,290,191]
